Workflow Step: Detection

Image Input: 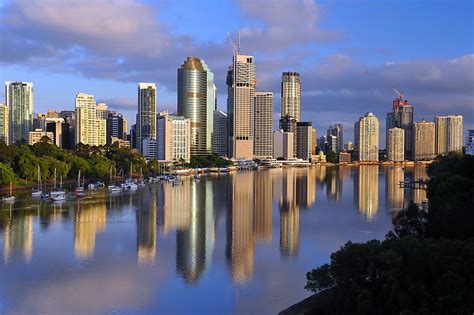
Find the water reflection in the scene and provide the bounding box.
[0,165,429,313]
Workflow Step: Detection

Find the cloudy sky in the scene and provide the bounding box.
[0,0,473,146]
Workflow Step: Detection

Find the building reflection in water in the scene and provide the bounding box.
[176,179,214,283]
[279,168,300,257]
[136,188,157,266]
[355,165,379,220]
[2,206,33,264]
[74,200,107,259]
[413,164,428,204]
[385,166,405,214]
[254,171,272,242]
[162,182,190,235]
[296,168,316,209]
[226,172,255,284]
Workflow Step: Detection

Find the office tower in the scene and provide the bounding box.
[387,127,405,162]
[311,128,317,155]
[0,103,9,144]
[296,122,313,161]
[75,93,98,145]
[344,140,354,151]
[254,92,274,158]
[177,57,214,155]
[327,124,343,152]
[273,131,294,160]
[106,112,125,144]
[96,103,108,119]
[5,81,34,144]
[317,135,328,153]
[435,115,464,155]
[466,130,474,155]
[59,111,75,149]
[130,124,137,149]
[327,134,338,153]
[28,129,54,145]
[137,83,157,154]
[279,114,297,156]
[354,112,379,162]
[142,138,158,159]
[227,52,256,159]
[122,117,128,140]
[212,110,228,157]
[413,120,435,161]
[386,93,413,159]
[157,112,191,162]
[281,72,301,121]
[45,118,64,147]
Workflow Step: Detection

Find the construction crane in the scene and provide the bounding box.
[227,31,242,56]
[393,88,404,100]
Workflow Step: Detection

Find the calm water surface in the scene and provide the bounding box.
[0,165,427,314]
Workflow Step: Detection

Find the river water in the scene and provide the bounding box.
[0,165,427,314]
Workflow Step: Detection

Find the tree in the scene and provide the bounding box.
[0,162,16,184]
[326,150,338,163]
[390,200,426,239]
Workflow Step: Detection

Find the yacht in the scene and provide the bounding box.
[2,182,15,202]
[32,165,43,197]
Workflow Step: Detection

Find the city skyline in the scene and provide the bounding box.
[0,0,472,145]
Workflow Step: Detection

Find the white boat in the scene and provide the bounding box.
[75,171,87,197]
[32,165,43,197]
[87,183,95,190]
[108,186,121,193]
[51,194,66,201]
[50,168,65,197]
[2,182,15,202]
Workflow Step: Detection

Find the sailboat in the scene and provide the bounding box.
[138,167,145,187]
[50,168,66,200]
[75,170,86,198]
[2,182,15,202]
[108,167,121,193]
[124,163,138,191]
[32,165,43,197]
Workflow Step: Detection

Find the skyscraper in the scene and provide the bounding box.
[157,112,191,162]
[75,93,98,145]
[327,124,343,152]
[466,130,474,156]
[137,83,157,154]
[281,72,301,121]
[59,111,75,149]
[435,115,463,155]
[387,127,405,162]
[178,57,214,155]
[386,93,413,159]
[96,103,107,146]
[0,103,9,144]
[212,110,229,157]
[354,112,379,162]
[296,122,313,161]
[273,131,294,160]
[5,81,33,144]
[106,112,125,144]
[227,53,256,159]
[254,92,274,158]
[413,120,435,161]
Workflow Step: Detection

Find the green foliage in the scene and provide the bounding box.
[425,153,474,239]
[305,237,474,314]
[326,150,338,163]
[304,154,474,314]
[187,154,233,168]
[88,154,114,180]
[0,162,16,184]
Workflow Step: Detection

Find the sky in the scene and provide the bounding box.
[0,0,473,146]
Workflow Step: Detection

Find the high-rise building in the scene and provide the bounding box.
[413,120,435,161]
[317,135,328,153]
[75,93,97,145]
[5,81,34,144]
[137,83,157,154]
[387,127,405,162]
[0,103,9,144]
[177,57,214,155]
[142,138,158,159]
[96,103,108,119]
[106,112,125,144]
[273,131,294,160]
[296,122,313,161]
[435,115,463,156]
[157,112,191,162]
[212,110,228,157]
[254,92,274,158]
[386,94,413,159]
[327,134,338,153]
[327,124,343,152]
[344,140,354,151]
[354,112,379,162]
[45,118,64,147]
[466,130,474,156]
[281,72,301,121]
[227,53,256,159]
[59,111,75,149]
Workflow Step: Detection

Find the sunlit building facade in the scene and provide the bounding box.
[281,72,301,121]
[387,127,405,162]
[253,92,274,158]
[413,120,435,161]
[137,83,157,154]
[0,102,9,144]
[354,112,379,162]
[435,115,463,156]
[6,81,34,144]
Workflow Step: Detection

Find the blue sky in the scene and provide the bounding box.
[0,0,472,145]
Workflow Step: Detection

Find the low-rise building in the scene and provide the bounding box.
[338,151,351,164]
[29,129,54,145]
[273,130,294,160]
